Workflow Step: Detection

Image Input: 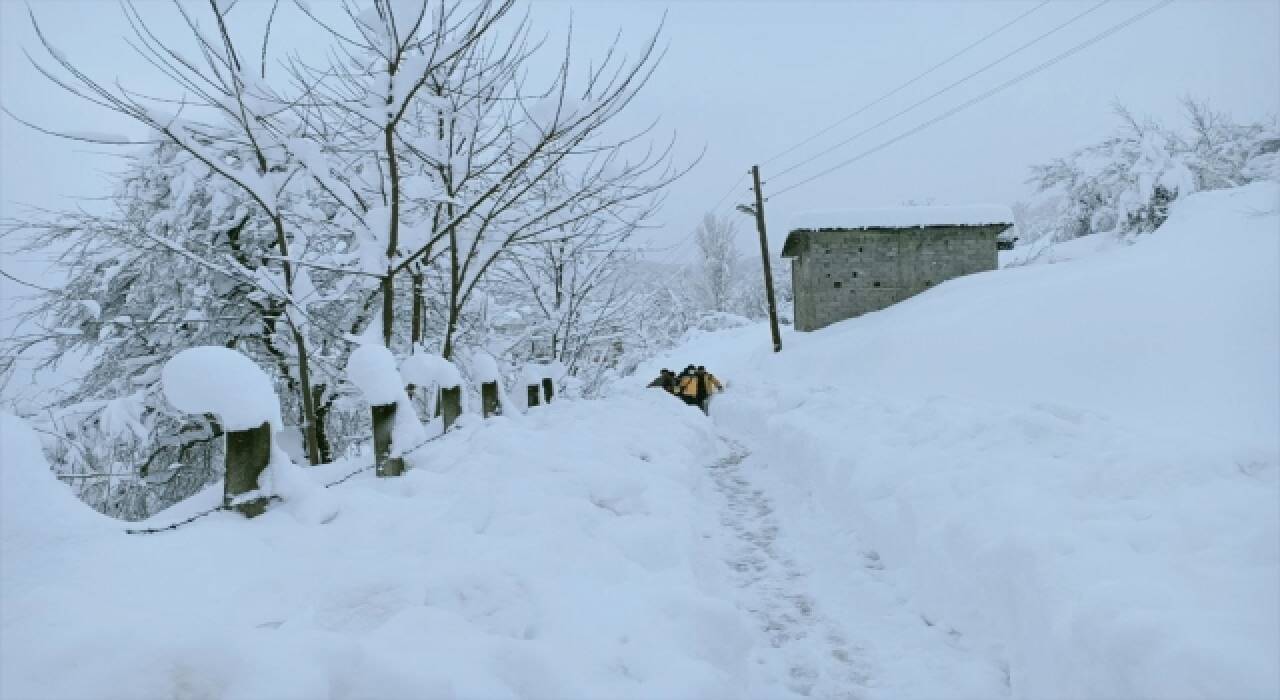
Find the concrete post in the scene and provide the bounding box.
[438,386,462,431]
[541,377,554,404]
[481,381,501,418]
[224,421,271,517]
[371,402,405,477]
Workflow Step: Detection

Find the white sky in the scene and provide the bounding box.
[1,0,1277,258]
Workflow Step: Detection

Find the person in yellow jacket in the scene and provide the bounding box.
[676,365,701,407]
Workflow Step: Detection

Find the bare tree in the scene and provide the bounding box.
[693,212,739,313]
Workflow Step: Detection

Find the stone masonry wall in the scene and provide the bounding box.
[791,225,1001,332]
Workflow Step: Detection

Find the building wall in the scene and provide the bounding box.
[790,225,1001,332]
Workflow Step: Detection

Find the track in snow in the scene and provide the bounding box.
[708,443,872,699]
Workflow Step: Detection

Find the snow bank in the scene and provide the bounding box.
[790,203,1014,231]
[648,183,1280,699]
[0,413,111,551]
[0,393,758,699]
[162,347,282,431]
[345,343,403,405]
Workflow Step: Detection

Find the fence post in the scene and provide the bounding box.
[481,381,501,418]
[371,402,405,477]
[437,386,462,431]
[541,377,555,404]
[224,421,271,517]
[526,384,541,408]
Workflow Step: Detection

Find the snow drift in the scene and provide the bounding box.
[644,182,1280,699]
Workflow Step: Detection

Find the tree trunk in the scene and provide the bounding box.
[292,326,323,465]
[270,213,321,466]
[381,274,395,348]
[312,383,334,464]
[411,270,424,346]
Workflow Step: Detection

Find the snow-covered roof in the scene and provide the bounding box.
[789,205,1015,232]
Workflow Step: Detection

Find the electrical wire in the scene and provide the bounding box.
[769,0,1111,185]
[761,0,1052,170]
[769,0,1175,200]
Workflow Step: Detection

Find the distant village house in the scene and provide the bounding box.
[781,205,1014,332]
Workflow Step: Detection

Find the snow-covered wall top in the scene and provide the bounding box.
[789,204,1014,232]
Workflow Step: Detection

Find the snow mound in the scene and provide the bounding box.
[789,203,1014,231]
[0,413,112,551]
[162,346,282,431]
[648,182,1280,700]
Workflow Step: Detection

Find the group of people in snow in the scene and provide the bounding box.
[647,365,724,414]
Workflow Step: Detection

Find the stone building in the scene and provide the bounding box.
[781,205,1013,332]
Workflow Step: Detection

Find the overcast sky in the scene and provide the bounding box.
[2,0,1277,258]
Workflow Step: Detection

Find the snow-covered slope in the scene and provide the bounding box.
[0,398,766,699]
[641,182,1280,699]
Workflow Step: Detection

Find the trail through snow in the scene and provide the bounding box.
[707,440,868,698]
[705,434,1010,700]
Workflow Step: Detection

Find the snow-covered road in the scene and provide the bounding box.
[704,434,1008,699]
[640,184,1279,699]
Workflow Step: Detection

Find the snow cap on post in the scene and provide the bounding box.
[162,347,282,431]
[400,352,462,390]
[346,343,404,405]
[468,351,503,385]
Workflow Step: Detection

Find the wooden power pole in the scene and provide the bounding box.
[750,165,783,353]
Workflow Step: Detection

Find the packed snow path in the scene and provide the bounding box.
[707,441,868,698]
[704,435,1011,699]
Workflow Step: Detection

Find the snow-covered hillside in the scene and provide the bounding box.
[640,182,1280,699]
[2,183,1275,700]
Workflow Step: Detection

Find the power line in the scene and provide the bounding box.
[769,0,1111,185]
[770,0,1175,200]
[761,0,1052,171]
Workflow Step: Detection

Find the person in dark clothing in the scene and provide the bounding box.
[647,368,677,393]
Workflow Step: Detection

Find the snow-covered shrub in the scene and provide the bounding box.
[1023,101,1279,247]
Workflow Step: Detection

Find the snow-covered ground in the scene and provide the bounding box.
[2,183,1276,700]
[2,397,764,699]
[640,182,1280,699]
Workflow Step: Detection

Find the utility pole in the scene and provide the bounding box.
[749,165,783,353]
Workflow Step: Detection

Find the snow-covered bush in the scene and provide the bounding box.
[1023,101,1278,247]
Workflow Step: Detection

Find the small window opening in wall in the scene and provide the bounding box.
[852,271,858,278]
[873,281,881,287]
[825,248,831,254]
[834,281,842,289]
[858,246,863,253]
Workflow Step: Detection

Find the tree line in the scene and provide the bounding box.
[1,0,688,519]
